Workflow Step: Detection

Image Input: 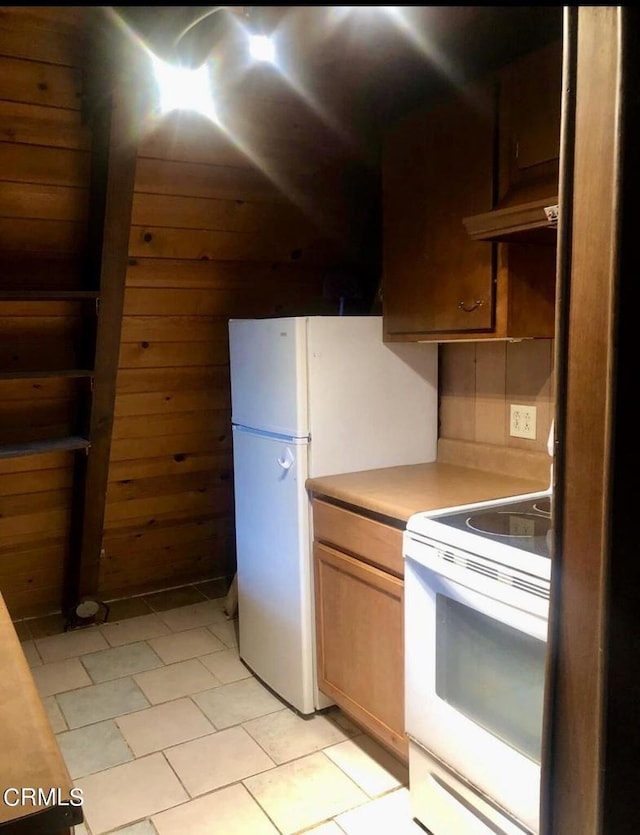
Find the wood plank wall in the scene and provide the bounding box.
[98,69,377,598]
[439,339,555,454]
[0,7,378,615]
[0,7,90,617]
[0,8,557,615]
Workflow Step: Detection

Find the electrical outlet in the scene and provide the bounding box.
[510,404,537,439]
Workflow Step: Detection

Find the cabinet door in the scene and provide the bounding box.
[498,40,562,205]
[382,81,496,339]
[314,541,407,760]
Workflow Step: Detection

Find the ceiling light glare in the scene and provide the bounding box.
[328,6,397,26]
[249,34,276,63]
[152,55,217,121]
[337,5,393,12]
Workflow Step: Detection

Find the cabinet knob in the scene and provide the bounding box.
[458,299,485,313]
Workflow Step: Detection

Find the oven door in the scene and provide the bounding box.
[404,549,548,834]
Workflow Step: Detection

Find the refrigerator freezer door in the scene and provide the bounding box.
[306,316,438,477]
[229,317,309,437]
[232,425,316,714]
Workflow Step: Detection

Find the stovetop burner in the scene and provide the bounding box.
[466,511,551,539]
[417,493,554,559]
[532,497,552,516]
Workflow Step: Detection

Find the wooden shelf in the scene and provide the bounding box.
[0,369,94,380]
[0,14,140,617]
[463,197,558,242]
[0,436,90,460]
[0,290,99,301]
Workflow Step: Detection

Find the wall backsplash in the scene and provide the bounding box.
[439,339,555,454]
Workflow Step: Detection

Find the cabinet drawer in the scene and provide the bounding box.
[312,499,404,577]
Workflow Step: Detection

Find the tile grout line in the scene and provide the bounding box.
[58,676,152,731]
[235,729,398,830]
[309,739,407,796]
[90,685,318,829]
[312,748,374,809]
[55,651,237,729]
[41,601,398,833]
[147,771,288,835]
[158,746,198,810]
[22,587,227,642]
[43,630,232,706]
[239,777,288,835]
[51,693,69,733]
[131,657,224,706]
[62,716,138,782]
[30,637,44,666]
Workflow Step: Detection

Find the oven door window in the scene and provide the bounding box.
[435,594,545,763]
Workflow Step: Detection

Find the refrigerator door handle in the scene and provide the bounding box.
[277,448,295,471]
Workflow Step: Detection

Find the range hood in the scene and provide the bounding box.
[463,197,558,243]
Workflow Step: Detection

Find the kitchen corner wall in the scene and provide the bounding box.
[439,340,555,454]
[0,6,378,618]
[97,77,377,600]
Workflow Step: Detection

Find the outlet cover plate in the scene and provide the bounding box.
[510,404,537,440]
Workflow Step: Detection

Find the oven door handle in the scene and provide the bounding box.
[404,556,548,642]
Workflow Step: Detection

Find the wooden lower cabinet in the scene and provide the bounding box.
[314,539,407,761]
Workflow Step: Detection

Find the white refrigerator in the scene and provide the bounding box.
[229,316,438,714]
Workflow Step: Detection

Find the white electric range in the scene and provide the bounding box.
[404,490,553,835]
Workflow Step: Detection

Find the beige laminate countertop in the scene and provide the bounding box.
[306,462,548,523]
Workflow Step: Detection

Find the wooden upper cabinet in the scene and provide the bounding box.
[382,81,496,340]
[382,42,561,343]
[498,39,562,207]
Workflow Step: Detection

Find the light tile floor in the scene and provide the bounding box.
[20,594,425,835]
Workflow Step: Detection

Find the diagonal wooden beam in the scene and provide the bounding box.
[64,10,143,611]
